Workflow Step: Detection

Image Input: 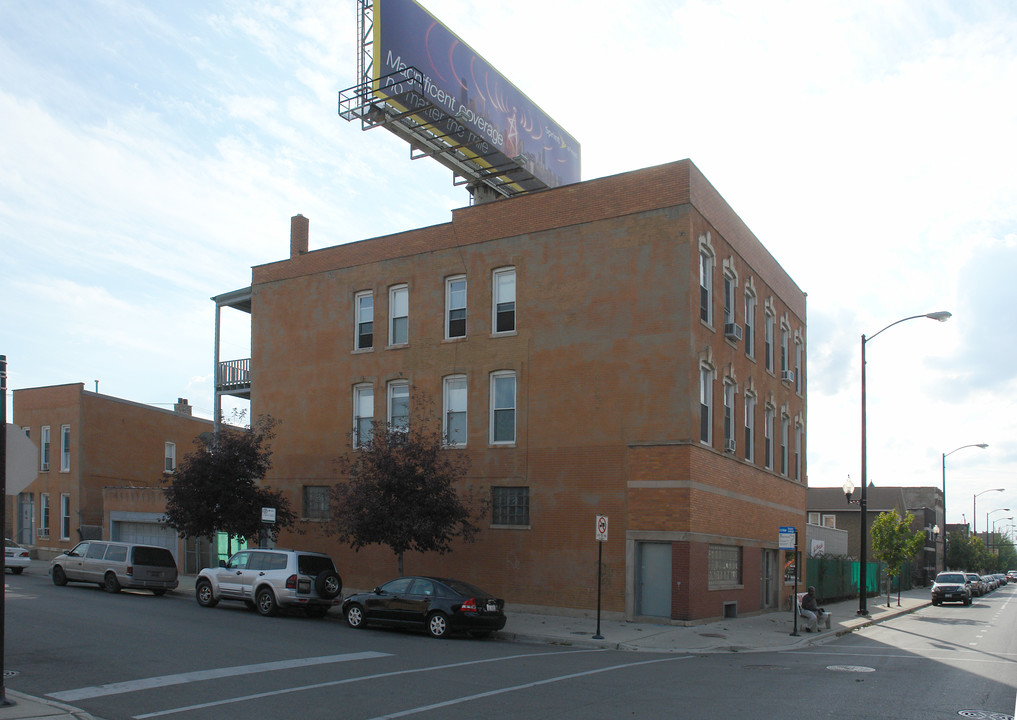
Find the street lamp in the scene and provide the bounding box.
[857,311,950,617]
[942,443,988,570]
[987,509,1010,551]
[973,488,1005,534]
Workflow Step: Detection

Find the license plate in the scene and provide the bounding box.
[486,601,498,612]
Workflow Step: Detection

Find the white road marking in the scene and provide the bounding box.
[49,651,390,702]
[131,648,618,719]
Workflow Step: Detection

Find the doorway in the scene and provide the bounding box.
[635,542,672,618]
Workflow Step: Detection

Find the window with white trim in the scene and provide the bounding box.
[355,291,373,350]
[352,384,374,448]
[164,442,176,473]
[764,310,775,373]
[794,422,803,481]
[388,381,409,432]
[699,245,714,325]
[60,493,71,540]
[780,414,790,476]
[60,424,70,472]
[389,285,408,345]
[723,269,737,327]
[723,381,735,450]
[700,365,714,445]
[743,392,755,463]
[40,493,50,538]
[490,371,516,444]
[764,405,774,470]
[780,325,789,375]
[808,512,820,525]
[443,375,467,446]
[446,275,467,339]
[492,267,516,334]
[795,336,803,394]
[744,289,756,358]
[492,486,529,526]
[40,425,50,471]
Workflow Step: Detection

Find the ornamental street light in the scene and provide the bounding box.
[974,488,1005,534]
[942,443,988,570]
[857,311,950,617]
[987,509,1010,551]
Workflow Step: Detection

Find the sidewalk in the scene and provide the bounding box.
[2,571,931,720]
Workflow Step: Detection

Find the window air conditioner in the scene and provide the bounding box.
[781,370,795,382]
[724,323,743,342]
[725,439,737,453]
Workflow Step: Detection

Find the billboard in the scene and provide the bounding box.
[372,0,580,192]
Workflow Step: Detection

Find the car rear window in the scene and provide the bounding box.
[297,554,335,576]
[936,573,965,583]
[131,546,176,567]
[443,579,489,597]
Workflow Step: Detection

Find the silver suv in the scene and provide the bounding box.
[195,549,342,618]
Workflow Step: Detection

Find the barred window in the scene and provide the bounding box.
[302,486,330,521]
[708,544,742,587]
[492,486,529,527]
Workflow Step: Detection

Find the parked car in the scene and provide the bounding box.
[195,548,342,618]
[965,573,984,596]
[4,538,30,574]
[931,572,972,606]
[49,541,178,595]
[1007,570,1017,583]
[981,575,997,592]
[342,576,507,638]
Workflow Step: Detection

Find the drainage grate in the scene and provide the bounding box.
[958,712,1014,720]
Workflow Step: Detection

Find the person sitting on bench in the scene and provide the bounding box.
[800,586,827,632]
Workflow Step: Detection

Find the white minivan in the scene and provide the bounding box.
[49,541,178,595]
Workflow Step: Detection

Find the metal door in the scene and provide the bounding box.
[635,542,672,618]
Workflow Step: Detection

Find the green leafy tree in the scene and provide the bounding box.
[329,392,485,576]
[946,531,988,573]
[870,510,925,606]
[162,413,296,555]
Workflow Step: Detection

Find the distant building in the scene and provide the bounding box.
[11,383,211,568]
[216,159,808,622]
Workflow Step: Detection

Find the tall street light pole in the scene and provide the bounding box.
[942,443,988,571]
[973,488,1005,536]
[987,508,1010,551]
[858,311,950,617]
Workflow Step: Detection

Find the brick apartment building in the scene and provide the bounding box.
[11,383,212,566]
[217,159,808,622]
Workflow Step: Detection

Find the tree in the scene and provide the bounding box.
[946,531,988,572]
[162,413,296,555]
[329,392,485,576]
[870,510,925,607]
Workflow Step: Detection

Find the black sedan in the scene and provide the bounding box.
[342,576,507,638]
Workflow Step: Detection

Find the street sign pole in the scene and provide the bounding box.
[594,515,608,640]
[779,526,799,637]
[0,356,12,707]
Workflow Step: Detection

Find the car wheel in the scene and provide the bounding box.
[10,567,23,575]
[52,565,68,586]
[963,596,972,606]
[345,604,365,629]
[195,580,219,608]
[256,587,279,617]
[931,599,940,606]
[315,570,343,599]
[427,612,450,639]
[104,572,122,594]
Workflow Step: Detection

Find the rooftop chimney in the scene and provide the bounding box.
[174,398,192,416]
[291,214,309,258]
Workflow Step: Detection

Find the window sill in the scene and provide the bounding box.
[491,330,517,338]
[442,336,468,344]
[386,342,409,350]
[490,524,531,530]
[352,347,374,355]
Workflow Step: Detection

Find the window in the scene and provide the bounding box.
[795,336,803,394]
[60,424,70,472]
[794,422,803,481]
[492,267,516,334]
[764,406,774,470]
[808,512,820,525]
[764,310,775,373]
[443,375,467,446]
[388,381,409,432]
[490,371,516,444]
[164,442,176,473]
[302,486,330,521]
[40,493,50,538]
[353,384,374,448]
[822,515,836,529]
[40,425,50,471]
[723,381,735,450]
[492,486,529,526]
[355,291,373,350]
[389,285,408,345]
[743,392,755,462]
[60,494,71,540]
[780,415,789,476]
[744,289,756,357]
[699,246,714,325]
[699,366,713,445]
[780,325,789,375]
[708,544,742,587]
[723,270,736,326]
[446,275,467,339]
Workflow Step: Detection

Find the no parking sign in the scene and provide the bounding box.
[595,515,608,542]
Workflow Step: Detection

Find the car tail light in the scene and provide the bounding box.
[460,598,478,614]
[127,566,134,576]
[286,574,298,589]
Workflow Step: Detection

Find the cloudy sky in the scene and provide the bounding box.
[1,0,1014,529]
